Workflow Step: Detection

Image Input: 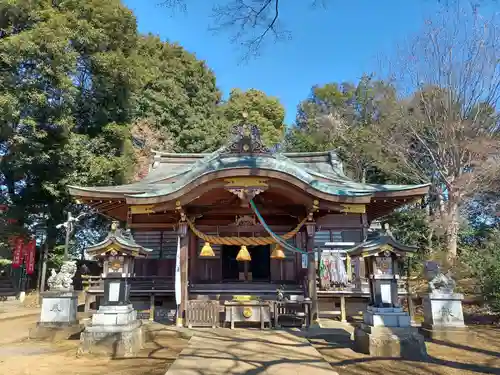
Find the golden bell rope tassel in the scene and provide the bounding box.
[270,244,285,260]
[236,245,251,262]
[199,242,215,257]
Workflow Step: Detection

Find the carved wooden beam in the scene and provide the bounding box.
[224,177,268,207]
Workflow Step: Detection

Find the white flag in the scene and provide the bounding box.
[175,235,181,306]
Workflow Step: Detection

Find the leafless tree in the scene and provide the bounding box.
[375,4,500,260]
[159,1,497,58]
[131,119,173,181]
[161,0,329,58]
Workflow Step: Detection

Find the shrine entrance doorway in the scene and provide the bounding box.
[221,245,270,282]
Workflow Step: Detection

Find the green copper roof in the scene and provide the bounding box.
[129,151,428,199]
[68,123,430,200]
[86,222,152,257]
[347,230,417,257]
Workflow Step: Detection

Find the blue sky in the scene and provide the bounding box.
[123,1,451,124]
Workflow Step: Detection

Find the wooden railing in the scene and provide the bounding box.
[79,275,416,296]
[186,300,220,328]
[81,275,174,294]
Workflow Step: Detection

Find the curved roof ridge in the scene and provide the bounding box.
[151,149,337,158]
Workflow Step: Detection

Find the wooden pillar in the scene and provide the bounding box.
[340,295,347,323]
[84,292,90,313]
[306,222,318,322]
[178,223,189,327]
[189,235,198,283]
[149,294,155,321]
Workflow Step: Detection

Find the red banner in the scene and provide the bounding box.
[12,237,23,268]
[25,240,36,275]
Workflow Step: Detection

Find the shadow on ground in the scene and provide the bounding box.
[308,324,500,375]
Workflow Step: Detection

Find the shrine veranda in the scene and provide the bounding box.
[69,123,429,325]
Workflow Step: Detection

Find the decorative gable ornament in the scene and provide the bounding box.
[221,122,270,155]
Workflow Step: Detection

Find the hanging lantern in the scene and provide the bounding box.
[199,242,215,257]
[270,244,285,260]
[236,245,251,262]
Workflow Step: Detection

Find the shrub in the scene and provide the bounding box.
[462,229,500,312]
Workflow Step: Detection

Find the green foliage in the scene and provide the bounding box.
[0,0,140,246]
[383,207,443,274]
[385,208,435,253]
[134,35,223,152]
[0,0,228,252]
[461,228,500,312]
[221,88,285,147]
[0,259,11,266]
[284,77,398,183]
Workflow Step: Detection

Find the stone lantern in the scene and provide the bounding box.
[366,246,401,310]
[349,228,427,359]
[79,221,151,357]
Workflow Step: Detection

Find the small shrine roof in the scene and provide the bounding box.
[86,222,152,258]
[68,123,429,203]
[347,228,417,257]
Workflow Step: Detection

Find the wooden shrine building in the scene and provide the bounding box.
[69,122,429,324]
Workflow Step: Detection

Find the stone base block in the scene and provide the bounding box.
[354,324,427,359]
[40,290,79,325]
[364,307,411,328]
[420,324,474,342]
[422,293,465,328]
[78,320,144,358]
[91,304,137,326]
[29,322,84,341]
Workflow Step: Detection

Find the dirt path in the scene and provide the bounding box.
[0,313,189,375]
[313,320,500,375]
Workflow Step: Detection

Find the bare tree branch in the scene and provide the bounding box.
[210,0,290,60]
[160,0,332,59]
[375,4,500,258]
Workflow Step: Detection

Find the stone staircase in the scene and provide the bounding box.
[0,275,17,301]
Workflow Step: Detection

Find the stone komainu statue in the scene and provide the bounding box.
[47,260,78,291]
[424,261,456,294]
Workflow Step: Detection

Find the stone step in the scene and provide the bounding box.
[0,289,16,296]
[0,288,16,293]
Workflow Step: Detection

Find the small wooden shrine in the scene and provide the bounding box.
[86,221,151,278]
[348,226,417,312]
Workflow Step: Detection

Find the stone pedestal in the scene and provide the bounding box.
[29,290,83,341]
[354,306,427,359]
[363,306,411,327]
[78,304,144,358]
[354,324,427,359]
[421,292,471,341]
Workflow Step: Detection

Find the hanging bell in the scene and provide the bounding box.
[270,244,285,260]
[199,242,215,257]
[236,245,251,261]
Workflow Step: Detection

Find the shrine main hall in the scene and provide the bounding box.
[69,122,429,325]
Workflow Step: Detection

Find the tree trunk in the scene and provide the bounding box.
[446,200,459,261]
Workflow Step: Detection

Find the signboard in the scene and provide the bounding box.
[25,240,36,275]
[12,237,24,268]
[302,254,307,269]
